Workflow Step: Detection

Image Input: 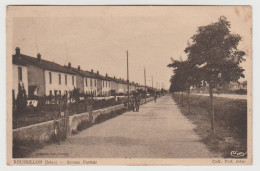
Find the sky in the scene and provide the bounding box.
[10,6,252,89]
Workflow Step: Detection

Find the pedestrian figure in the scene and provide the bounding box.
[134,92,140,112]
[154,93,157,103]
[16,82,27,115]
[54,120,61,145]
[130,97,135,111]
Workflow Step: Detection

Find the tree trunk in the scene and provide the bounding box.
[188,87,190,113]
[181,91,184,106]
[209,83,215,136]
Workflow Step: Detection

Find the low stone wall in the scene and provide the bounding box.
[68,104,125,134]
[92,104,124,124]
[13,120,55,145]
[13,98,154,147]
[68,112,90,134]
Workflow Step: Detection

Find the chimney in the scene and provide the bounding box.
[97,70,99,75]
[78,65,80,71]
[68,62,71,68]
[37,53,41,62]
[15,47,20,56]
[91,69,93,73]
[106,73,108,77]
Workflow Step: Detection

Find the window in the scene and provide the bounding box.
[106,81,107,87]
[90,78,93,87]
[95,80,96,87]
[72,76,74,85]
[18,67,22,81]
[65,75,67,85]
[49,72,52,84]
[103,81,104,87]
[59,74,61,85]
[12,90,15,101]
[49,90,52,96]
[85,78,88,87]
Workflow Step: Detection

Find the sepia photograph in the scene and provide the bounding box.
[6,5,252,165]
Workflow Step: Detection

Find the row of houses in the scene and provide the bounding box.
[12,47,156,100]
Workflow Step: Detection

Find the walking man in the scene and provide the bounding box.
[154,93,157,103]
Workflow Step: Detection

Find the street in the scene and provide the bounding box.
[30,96,213,158]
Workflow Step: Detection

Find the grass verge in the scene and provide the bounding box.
[173,93,247,158]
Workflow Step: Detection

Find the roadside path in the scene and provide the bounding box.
[30,96,213,158]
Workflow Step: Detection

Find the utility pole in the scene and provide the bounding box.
[127,51,130,109]
[152,75,153,89]
[144,67,146,102]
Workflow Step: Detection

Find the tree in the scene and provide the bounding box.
[16,82,27,115]
[168,59,200,112]
[184,16,246,136]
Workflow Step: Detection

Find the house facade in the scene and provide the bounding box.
[117,82,125,94]
[102,79,111,96]
[83,69,98,96]
[15,47,77,97]
[116,78,126,94]
[106,75,118,95]
[84,76,98,96]
[66,65,98,96]
[94,71,111,96]
[12,50,29,100]
[106,75,130,95]
[129,82,136,93]
[44,69,76,96]
[12,47,146,98]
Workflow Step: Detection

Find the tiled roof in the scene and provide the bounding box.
[114,77,128,84]
[12,55,27,66]
[14,52,146,88]
[105,76,126,84]
[19,54,76,75]
[91,72,111,81]
[65,66,97,79]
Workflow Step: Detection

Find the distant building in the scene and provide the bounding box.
[116,78,127,94]
[14,47,77,97]
[129,81,136,93]
[105,75,119,95]
[106,76,130,95]
[240,81,247,90]
[139,85,146,91]
[121,79,128,94]
[229,82,240,91]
